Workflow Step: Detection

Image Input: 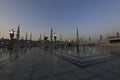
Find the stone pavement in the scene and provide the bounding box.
[0,48,120,80]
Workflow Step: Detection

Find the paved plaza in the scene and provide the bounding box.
[0,47,120,80]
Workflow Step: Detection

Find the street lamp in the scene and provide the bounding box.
[9,28,15,40]
[54,33,57,49]
[9,28,15,50]
[54,33,57,42]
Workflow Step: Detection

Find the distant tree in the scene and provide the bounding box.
[44,37,48,41]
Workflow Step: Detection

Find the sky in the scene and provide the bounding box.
[0,0,120,40]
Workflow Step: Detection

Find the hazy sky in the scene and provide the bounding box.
[0,0,120,40]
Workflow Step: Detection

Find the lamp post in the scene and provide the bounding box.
[9,28,15,50]
[54,33,57,41]
[10,28,15,40]
[54,33,57,48]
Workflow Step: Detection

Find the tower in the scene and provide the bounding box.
[50,28,53,41]
[44,33,45,39]
[89,37,91,42]
[76,27,79,56]
[60,35,62,41]
[25,32,28,41]
[39,33,42,41]
[116,32,119,37]
[100,35,102,42]
[16,25,20,40]
[76,27,79,44]
[30,32,32,41]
